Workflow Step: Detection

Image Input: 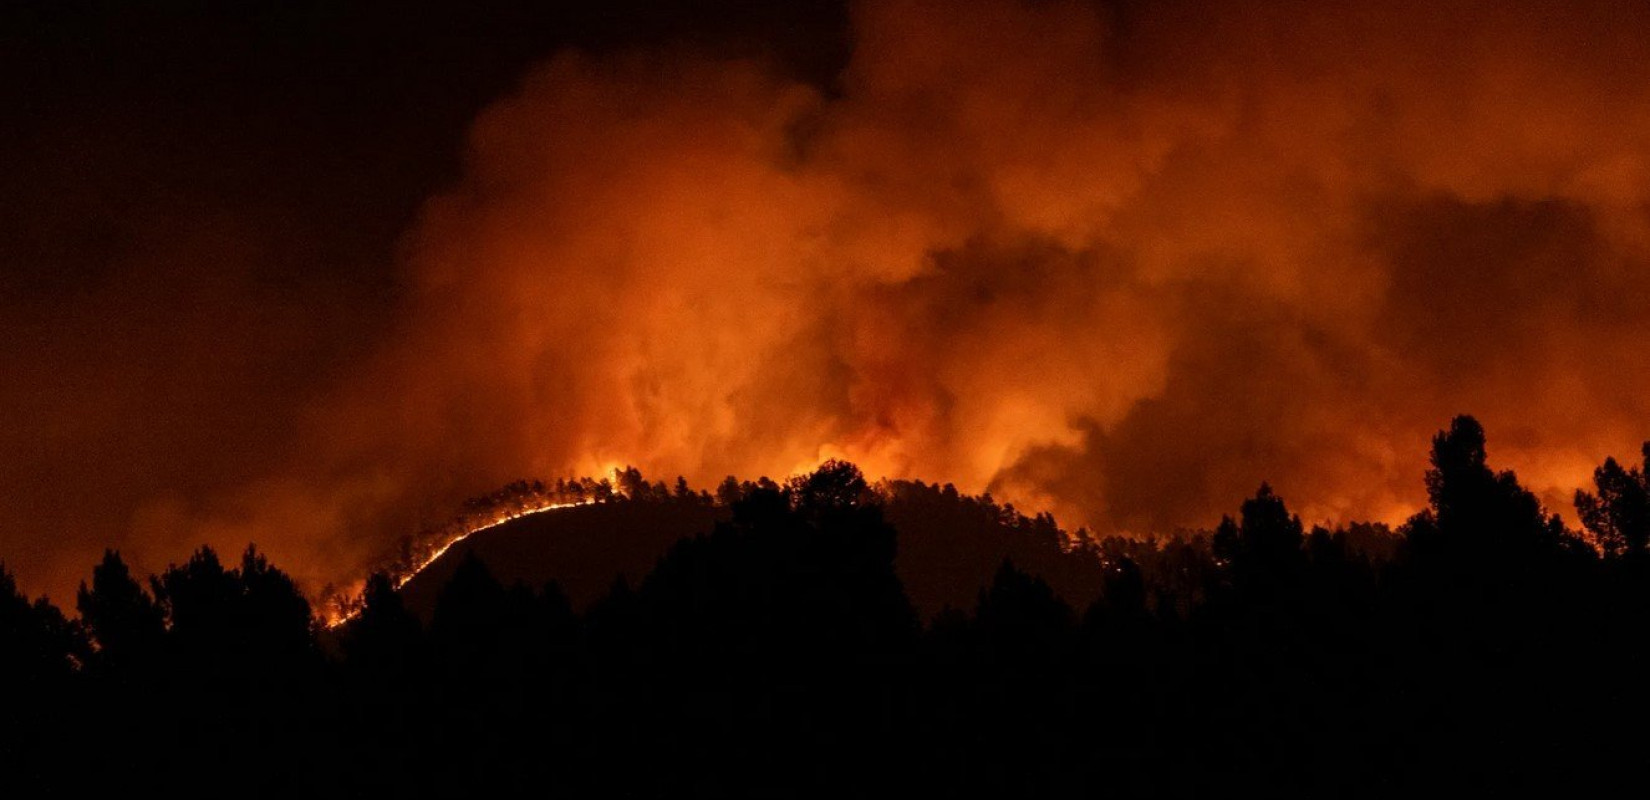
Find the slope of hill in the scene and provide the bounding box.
[397,498,726,619]
[883,480,1105,613]
[397,478,1134,621]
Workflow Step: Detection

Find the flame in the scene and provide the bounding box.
[324,498,597,629]
[15,0,1650,607]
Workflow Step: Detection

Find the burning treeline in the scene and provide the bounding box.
[11,0,1650,602]
[248,0,1650,596]
[9,420,1650,794]
[318,466,1068,627]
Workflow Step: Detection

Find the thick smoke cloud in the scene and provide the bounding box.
[9,0,1650,600]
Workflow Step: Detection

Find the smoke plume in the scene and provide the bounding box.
[9,0,1650,599]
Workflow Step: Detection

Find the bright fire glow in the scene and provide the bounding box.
[12,0,1650,609]
[324,498,597,628]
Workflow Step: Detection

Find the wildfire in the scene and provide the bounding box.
[323,497,597,629]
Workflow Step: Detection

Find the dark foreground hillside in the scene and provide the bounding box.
[5,416,1650,797]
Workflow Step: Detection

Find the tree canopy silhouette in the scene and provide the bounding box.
[4,423,1650,796]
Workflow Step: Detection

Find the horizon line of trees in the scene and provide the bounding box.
[258,413,1650,626]
[6,414,1650,796]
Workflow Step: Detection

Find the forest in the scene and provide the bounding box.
[4,415,1649,797]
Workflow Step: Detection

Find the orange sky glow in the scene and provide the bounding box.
[6,0,1650,602]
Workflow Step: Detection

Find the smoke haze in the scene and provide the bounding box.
[7,0,1650,600]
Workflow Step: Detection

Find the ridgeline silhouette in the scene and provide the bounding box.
[5,416,1649,796]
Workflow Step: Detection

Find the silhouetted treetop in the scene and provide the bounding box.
[77,549,164,672]
[149,544,315,673]
[341,571,422,674]
[152,546,240,647]
[0,564,82,681]
[238,545,315,660]
[1426,416,1496,527]
[1212,484,1308,602]
[1415,414,1571,562]
[1576,445,1650,559]
[787,458,871,514]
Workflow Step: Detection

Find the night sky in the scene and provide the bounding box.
[7,0,1650,603]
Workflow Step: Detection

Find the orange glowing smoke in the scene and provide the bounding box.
[9,0,1650,602]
